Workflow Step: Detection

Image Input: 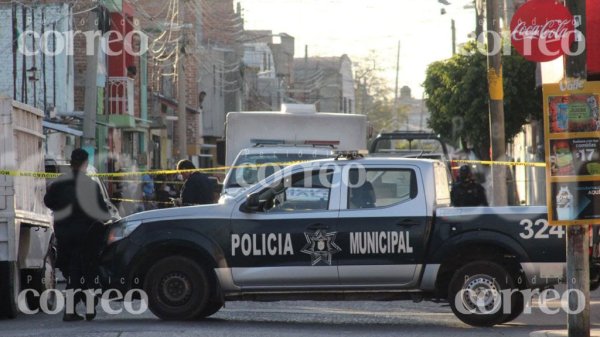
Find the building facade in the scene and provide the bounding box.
[292,54,355,113]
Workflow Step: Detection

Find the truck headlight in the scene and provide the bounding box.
[107,220,142,244]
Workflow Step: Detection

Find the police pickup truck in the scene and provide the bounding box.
[99,156,600,327]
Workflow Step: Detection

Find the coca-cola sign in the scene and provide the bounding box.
[510,0,575,62]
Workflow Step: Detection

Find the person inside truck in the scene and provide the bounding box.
[348,170,377,209]
[450,165,488,207]
[43,148,112,321]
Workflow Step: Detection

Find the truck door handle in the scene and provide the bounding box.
[307,224,328,231]
[397,219,420,227]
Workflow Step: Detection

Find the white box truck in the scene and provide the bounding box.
[0,97,55,317]
[222,104,368,196]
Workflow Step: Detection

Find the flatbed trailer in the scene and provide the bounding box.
[0,96,55,317]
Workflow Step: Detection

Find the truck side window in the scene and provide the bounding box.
[348,169,417,209]
[267,169,333,212]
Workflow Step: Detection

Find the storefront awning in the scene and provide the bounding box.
[43,121,83,137]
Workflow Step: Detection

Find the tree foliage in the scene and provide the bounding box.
[423,42,541,159]
[354,52,407,133]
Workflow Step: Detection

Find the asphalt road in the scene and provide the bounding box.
[2,285,600,337]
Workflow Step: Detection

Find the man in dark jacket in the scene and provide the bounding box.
[176,159,214,205]
[44,149,111,321]
[451,165,489,207]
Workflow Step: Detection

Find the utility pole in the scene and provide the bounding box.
[486,0,507,206]
[83,10,100,166]
[451,19,456,55]
[393,40,400,130]
[475,0,484,43]
[176,0,187,160]
[502,0,509,27]
[304,45,308,103]
[565,0,589,335]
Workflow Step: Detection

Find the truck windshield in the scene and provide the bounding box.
[371,138,445,158]
[226,152,330,188]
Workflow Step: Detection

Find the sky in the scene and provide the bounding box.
[238,0,477,98]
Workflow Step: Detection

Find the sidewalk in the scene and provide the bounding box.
[530,331,600,337]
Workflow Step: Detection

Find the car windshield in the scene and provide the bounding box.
[226,152,330,188]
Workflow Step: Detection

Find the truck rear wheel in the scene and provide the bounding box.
[0,261,20,318]
[501,291,524,324]
[144,256,210,320]
[448,260,516,327]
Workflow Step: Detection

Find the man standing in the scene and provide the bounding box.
[44,149,111,321]
[176,159,214,206]
[451,165,489,207]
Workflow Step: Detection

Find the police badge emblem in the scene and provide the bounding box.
[301,229,341,266]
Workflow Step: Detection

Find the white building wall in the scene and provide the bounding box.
[0,7,13,98]
[0,4,73,114]
[340,56,355,113]
[243,43,276,78]
[200,49,227,138]
[509,122,546,206]
[46,133,73,162]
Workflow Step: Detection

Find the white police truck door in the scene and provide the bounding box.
[229,166,342,288]
[336,165,429,288]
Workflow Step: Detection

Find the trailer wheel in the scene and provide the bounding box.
[448,260,516,327]
[144,256,210,320]
[0,261,20,318]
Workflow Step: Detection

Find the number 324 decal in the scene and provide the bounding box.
[519,219,565,239]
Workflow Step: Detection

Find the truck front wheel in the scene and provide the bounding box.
[448,260,517,327]
[196,299,223,319]
[144,256,210,320]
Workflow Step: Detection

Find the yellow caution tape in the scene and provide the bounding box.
[91,160,307,178]
[451,159,546,168]
[104,179,185,185]
[111,198,174,205]
[0,159,547,178]
[0,160,308,178]
[0,170,61,178]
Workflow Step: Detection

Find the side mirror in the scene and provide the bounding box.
[241,192,262,213]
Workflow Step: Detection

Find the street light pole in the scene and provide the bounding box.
[451,19,456,55]
[83,11,100,166]
[393,41,400,130]
[176,0,188,160]
[565,1,589,336]
[486,0,507,206]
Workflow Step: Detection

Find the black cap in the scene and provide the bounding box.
[70,148,89,168]
[459,165,471,175]
[176,159,195,171]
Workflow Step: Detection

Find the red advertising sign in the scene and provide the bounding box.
[510,0,575,62]
[588,0,600,75]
